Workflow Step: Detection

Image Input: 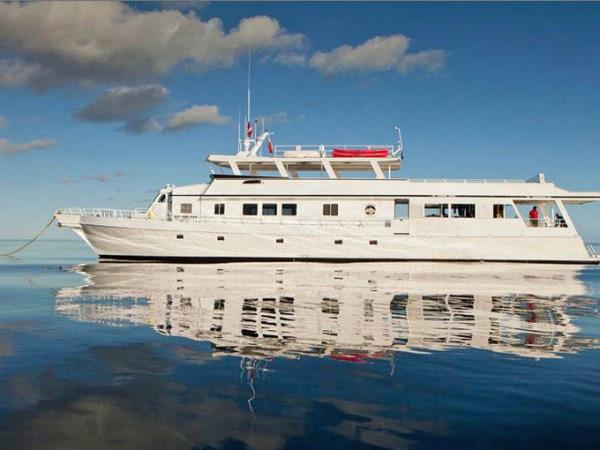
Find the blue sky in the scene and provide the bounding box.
[1,1,599,241]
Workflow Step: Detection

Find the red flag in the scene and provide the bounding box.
[268,137,273,153]
[246,121,252,138]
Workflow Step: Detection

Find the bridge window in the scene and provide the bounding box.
[493,204,518,219]
[262,203,277,216]
[180,203,192,214]
[282,204,297,216]
[323,204,338,216]
[425,203,449,218]
[243,203,258,216]
[394,199,409,219]
[451,204,476,218]
[157,194,166,203]
[214,203,225,215]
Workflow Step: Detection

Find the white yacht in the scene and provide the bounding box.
[55,114,600,263]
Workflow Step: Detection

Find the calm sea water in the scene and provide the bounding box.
[0,240,599,450]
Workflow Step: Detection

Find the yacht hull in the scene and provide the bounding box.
[58,214,599,264]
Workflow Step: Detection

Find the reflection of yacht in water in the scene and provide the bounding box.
[55,263,598,360]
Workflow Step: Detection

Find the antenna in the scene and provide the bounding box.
[394,126,404,159]
[247,45,251,125]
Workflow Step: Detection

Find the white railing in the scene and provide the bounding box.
[57,208,393,227]
[525,217,568,228]
[409,178,525,184]
[586,244,599,259]
[56,208,147,219]
[271,144,397,158]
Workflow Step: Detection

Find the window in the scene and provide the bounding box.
[493,204,518,219]
[365,205,376,216]
[425,204,448,218]
[217,236,225,241]
[262,203,277,216]
[214,203,225,215]
[276,238,284,244]
[394,199,409,219]
[282,204,297,216]
[243,179,262,184]
[180,203,192,214]
[176,234,184,239]
[323,204,338,216]
[334,239,343,245]
[451,204,476,218]
[369,240,378,245]
[157,194,166,203]
[243,203,258,216]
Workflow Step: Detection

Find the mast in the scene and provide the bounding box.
[247,46,251,126]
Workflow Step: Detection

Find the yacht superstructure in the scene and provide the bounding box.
[55,108,600,263]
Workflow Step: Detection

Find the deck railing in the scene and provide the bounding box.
[56,208,147,219]
[271,144,397,158]
[586,244,599,259]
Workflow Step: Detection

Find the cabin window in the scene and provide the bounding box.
[157,194,166,203]
[243,203,258,216]
[323,204,338,216]
[425,204,449,218]
[493,204,518,219]
[365,205,376,216]
[180,203,192,214]
[262,203,278,216]
[214,203,225,215]
[243,179,262,184]
[394,200,409,219]
[282,204,297,216]
[451,204,476,218]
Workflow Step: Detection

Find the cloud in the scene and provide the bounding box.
[0,115,5,128]
[119,116,162,135]
[0,138,56,156]
[164,105,229,131]
[308,35,446,75]
[0,1,305,91]
[261,51,307,67]
[75,85,169,122]
[57,171,131,184]
[256,111,288,125]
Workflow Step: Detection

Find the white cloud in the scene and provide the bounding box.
[308,35,446,75]
[58,171,131,184]
[75,85,169,122]
[0,138,56,156]
[0,1,305,91]
[164,105,230,131]
[262,52,307,67]
[256,111,288,125]
[0,115,6,128]
[119,116,162,135]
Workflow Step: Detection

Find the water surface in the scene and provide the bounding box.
[1,240,599,449]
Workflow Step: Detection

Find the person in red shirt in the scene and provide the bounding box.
[529,206,539,227]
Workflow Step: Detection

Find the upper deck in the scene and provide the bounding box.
[208,141,402,179]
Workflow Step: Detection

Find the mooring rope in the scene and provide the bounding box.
[0,215,56,257]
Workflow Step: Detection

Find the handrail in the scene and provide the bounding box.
[56,208,147,219]
[586,244,599,259]
[57,208,393,227]
[409,178,525,183]
[271,144,396,158]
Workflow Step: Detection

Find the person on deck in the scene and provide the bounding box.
[529,206,539,227]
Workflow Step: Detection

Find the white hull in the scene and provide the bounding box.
[59,214,597,263]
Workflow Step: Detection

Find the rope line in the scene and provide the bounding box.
[0,215,56,257]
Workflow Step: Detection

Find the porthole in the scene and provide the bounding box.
[365,205,376,216]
